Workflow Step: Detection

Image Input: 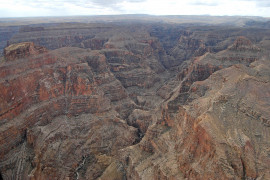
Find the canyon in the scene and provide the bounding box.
[0,16,269,180]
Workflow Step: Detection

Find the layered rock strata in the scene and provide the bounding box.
[0,21,269,180]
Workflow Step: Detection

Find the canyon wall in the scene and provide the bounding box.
[0,20,269,179]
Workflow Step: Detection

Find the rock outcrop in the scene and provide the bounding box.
[4,42,47,61]
[229,36,260,51]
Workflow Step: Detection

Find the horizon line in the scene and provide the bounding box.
[0,14,269,19]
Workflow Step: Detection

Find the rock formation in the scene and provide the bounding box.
[4,42,47,61]
[0,18,269,179]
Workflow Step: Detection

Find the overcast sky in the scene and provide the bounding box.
[0,0,269,18]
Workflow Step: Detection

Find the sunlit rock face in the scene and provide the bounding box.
[0,18,269,179]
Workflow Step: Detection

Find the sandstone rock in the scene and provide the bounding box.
[0,44,139,179]
[4,42,47,61]
[229,36,260,51]
[98,161,125,180]
[80,38,108,50]
[121,60,270,180]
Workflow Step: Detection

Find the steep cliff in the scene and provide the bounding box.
[0,43,140,179]
[121,60,270,179]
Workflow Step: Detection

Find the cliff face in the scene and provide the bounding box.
[122,61,270,179]
[0,21,270,180]
[0,44,141,179]
[118,35,269,180]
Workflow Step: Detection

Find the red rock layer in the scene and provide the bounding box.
[4,42,47,61]
[0,44,138,179]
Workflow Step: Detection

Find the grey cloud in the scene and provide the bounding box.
[22,0,146,9]
[256,1,270,7]
[243,0,270,7]
[188,0,219,6]
[91,0,145,6]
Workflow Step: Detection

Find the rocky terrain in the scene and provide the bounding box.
[0,16,269,180]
